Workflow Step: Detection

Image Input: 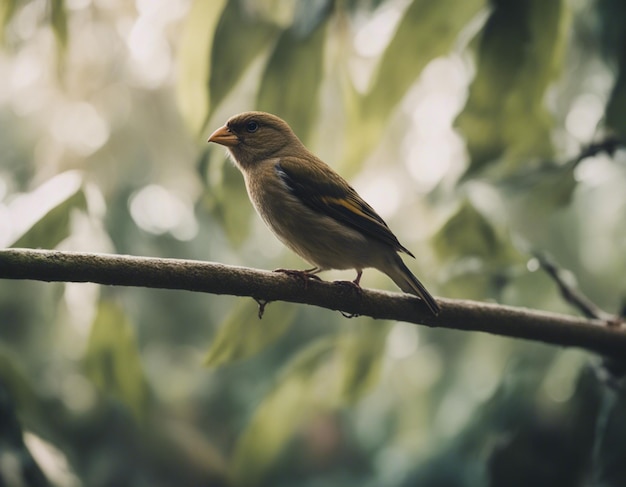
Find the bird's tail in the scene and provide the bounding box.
[383,254,440,316]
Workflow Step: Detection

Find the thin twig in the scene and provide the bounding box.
[573,135,625,167]
[534,252,614,321]
[497,135,626,187]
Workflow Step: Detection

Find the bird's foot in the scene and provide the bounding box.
[333,270,363,296]
[274,268,322,288]
[274,268,322,280]
[333,279,363,295]
[335,270,363,318]
[340,310,360,319]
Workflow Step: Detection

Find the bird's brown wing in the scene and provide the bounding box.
[275,157,414,257]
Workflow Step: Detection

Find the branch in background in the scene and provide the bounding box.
[497,135,626,187]
[0,248,625,358]
[535,251,626,387]
[573,135,626,167]
[534,252,615,322]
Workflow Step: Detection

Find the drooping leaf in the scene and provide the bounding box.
[85,301,149,419]
[456,0,568,176]
[49,0,68,50]
[433,200,521,272]
[230,336,337,487]
[207,0,281,120]
[0,0,18,41]
[337,320,389,404]
[229,319,388,485]
[10,171,87,249]
[365,0,485,118]
[176,0,228,134]
[434,200,502,262]
[344,0,485,168]
[257,15,329,144]
[204,300,296,367]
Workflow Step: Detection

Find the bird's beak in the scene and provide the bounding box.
[208,125,239,147]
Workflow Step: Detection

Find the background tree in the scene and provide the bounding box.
[0,0,625,486]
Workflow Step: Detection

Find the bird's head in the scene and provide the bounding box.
[208,111,303,169]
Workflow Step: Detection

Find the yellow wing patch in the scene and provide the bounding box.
[320,196,381,225]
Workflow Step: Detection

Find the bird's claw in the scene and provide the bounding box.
[333,279,363,295]
[334,279,362,318]
[274,268,322,285]
[340,311,360,318]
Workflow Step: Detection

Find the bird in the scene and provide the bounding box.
[208,111,440,316]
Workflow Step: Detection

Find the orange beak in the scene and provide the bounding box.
[208,125,239,147]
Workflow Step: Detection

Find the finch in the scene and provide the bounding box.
[208,111,440,316]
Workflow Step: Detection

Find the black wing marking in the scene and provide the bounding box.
[275,160,414,256]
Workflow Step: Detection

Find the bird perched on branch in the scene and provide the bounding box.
[208,111,440,316]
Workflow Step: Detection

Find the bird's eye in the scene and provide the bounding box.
[246,121,259,133]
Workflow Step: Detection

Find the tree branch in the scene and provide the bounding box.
[534,252,615,321]
[1,248,624,357]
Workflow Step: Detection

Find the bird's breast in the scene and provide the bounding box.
[241,161,384,270]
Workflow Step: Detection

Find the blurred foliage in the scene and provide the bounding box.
[204,301,295,367]
[49,0,67,52]
[257,17,328,144]
[455,0,567,177]
[10,172,86,248]
[0,0,18,41]
[345,0,485,170]
[85,301,150,419]
[1,0,626,486]
[230,335,337,486]
[177,0,228,134]
[598,0,626,138]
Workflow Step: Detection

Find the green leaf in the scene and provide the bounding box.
[456,0,568,176]
[47,0,69,73]
[366,0,484,119]
[11,171,87,249]
[435,200,499,261]
[229,321,388,485]
[208,0,281,121]
[343,0,485,168]
[176,0,228,134]
[0,0,18,41]
[434,199,526,299]
[434,199,518,265]
[257,17,329,144]
[204,301,296,367]
[85,301,149,419]
[230,336,337,487]
[337,320,388,404]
